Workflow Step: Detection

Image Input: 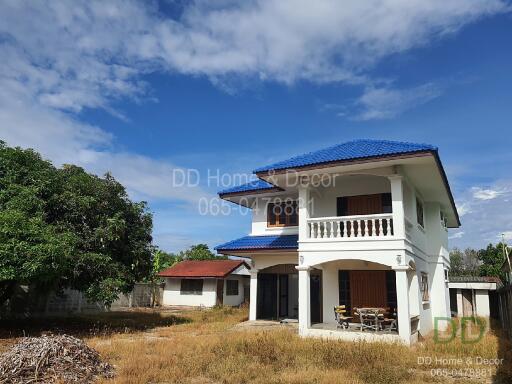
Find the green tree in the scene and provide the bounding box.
[0,142,153,306]
[449,247,480,276]
[177,244,226,261]
[477,243,506,280]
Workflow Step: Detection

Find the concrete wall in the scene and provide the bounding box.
[1,283,162,318]
[475,290,491,317]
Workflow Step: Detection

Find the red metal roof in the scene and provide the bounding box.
[158,260,249,278]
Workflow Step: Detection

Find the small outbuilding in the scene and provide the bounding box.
[158,260,250,307]
[448,276,501,319]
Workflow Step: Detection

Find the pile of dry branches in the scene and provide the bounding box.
[0,334,114,383]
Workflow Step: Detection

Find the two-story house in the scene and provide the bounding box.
[215,140,460,345]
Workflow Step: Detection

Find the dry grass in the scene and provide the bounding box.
[77,308,509,384]
[1,308,509,383]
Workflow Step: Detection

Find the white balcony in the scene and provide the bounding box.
[306,213,394,240]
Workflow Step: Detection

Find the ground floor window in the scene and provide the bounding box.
[226,279,239,296]
[180,279,203,295]
[420,273,429,302]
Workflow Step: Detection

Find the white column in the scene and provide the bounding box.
[322,266,338,325]
[249,269,259,321]
[298,183,310,241]
[388,175,405,238]
[394,267,411,345]
[296,265,311,332]
[456,289,463,317]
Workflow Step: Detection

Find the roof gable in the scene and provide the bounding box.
[158,260,249,278]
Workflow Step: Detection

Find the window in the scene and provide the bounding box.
[226,280,239,296]
[267,200,298,227]
[440,211,448,229]
[338,271,351,314]
[420,273,429,302]
[416,197,424,228]
[180,279,203,295]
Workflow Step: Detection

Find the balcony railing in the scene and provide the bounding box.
[307,213,394,239]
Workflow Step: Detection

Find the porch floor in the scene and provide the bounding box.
[305,323,401,343]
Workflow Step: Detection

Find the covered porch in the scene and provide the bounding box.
[296,258,421,345]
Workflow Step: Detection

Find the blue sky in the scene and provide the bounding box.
[1,1,512,252]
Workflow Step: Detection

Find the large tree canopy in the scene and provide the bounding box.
[449,243,507,281]
[0,142,153,305]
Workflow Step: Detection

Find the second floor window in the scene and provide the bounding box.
[267,201,298,227]
[416,198,424,228]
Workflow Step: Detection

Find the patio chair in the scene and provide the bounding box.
[380,307,398,332]
[334,305,352,330]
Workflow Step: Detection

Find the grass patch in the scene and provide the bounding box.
[2,307,509,383]
[85,308,510,384]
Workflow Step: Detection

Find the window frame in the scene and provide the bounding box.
[416,197,425,228]
[267,200,298,227]
[420,273,429,302]
[225,279,239,296]
[180,279,203,295]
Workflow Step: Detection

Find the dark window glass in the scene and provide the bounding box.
[180,279,203,295]
[381,193,392,213]
[226,280,239,296]
[385,271,397,310]
[416,198,424,227]
[338,271,351,314]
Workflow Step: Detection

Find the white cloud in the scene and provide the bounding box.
[449,231,465,240]
[353,83,443,120]
[0,0,509,248]
[452,180,512,248]
[472,187,506,200]
[502,231,512,241]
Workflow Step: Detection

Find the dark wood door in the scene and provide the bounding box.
[216,279,224,305]
[347,194,382,215]
[350,271,387,313]
[257,274,278,319]
[310,274,322,324]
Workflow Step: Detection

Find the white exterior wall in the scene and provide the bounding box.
[244,167,454,345]
[309,175,391,218]
[251,195,299,236]
[475,290,490,317]
[162,278,217,307]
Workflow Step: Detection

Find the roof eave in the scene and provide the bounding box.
[254,150,434,176]
[254,149,461,228]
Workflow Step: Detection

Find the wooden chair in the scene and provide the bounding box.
[334,305,352,330]
[380,307,397,332]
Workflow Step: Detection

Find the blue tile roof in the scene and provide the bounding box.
[218,179,280,195]
[253,139,436,173]
[215,235,298,251]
